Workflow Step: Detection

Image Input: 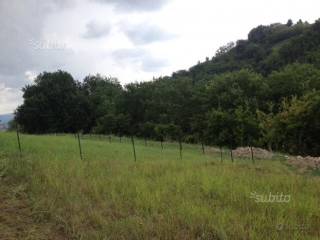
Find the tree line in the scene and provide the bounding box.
[15,19,320,156]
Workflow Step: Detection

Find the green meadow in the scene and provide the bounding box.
[0,132,319,239]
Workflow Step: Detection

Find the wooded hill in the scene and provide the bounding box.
[16,19,320,156]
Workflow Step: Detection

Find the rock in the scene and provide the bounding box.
[233,147,274,159]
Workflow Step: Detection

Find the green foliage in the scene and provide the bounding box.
[15,19,320,156]
[267,63,320,107]
[205,109,238,148]
[269,92,320,155]
[93,113,117,134]
[16,70,90,133]
[82,74,123,131]
[234,105,261,146]
[206,69,267,110]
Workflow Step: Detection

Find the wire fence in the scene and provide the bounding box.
[11,130,259,164]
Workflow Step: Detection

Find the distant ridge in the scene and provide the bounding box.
[0,113,14,124]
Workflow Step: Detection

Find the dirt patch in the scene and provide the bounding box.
[0,178,66,240]
[233,147,274,159]
[286,155,320,173]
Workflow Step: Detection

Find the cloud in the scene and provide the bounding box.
[25,71,38,82]
[82,21,111,39]
[94,0,169,12]
[122,22,176,45]
[0,0,78,114]
[0,0,73,89]
[112,48,168,72]
[0,83,22,114]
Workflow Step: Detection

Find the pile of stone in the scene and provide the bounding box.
[287,155,320,172]
[233,147,274,159]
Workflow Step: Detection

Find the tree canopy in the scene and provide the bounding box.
[15,19,320,156]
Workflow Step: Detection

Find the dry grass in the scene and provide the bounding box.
[0,177,66,240]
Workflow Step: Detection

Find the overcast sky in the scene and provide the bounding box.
[0,0,319,114]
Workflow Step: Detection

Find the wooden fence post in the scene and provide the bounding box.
[131,136,137,162]
[250,146,255,164]
[77,133,83,160]
[16,126,22,158]
[179,139,183,160]
[201,142,205,154]
[230,149,234,163]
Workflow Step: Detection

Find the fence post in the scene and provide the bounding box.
[179,139,183,160]
[77,133,83,160]
[250,146,255,164]
[220,146,223,163]
[160,139,163,150]
[230,149,234,163]
[201,142,205,154]
[16,126,22,158]
[131,136,137,162]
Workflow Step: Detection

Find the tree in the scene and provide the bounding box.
[248,25,270,43]
[205,109,238,149]
[16,70,89,133]
[206,69,268,111]
[267,63,320,108]
[269,92,320,156]
[257,104,278,151]
[12,19,320,158]
[93,114,116,135]
[114,114,131,137]
[215,42,235,57]
[286,19,293,27]
[82,74,123,132]
[234,104,261,147]
[139,122,156,140]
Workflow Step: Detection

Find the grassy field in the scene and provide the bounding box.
[0,132,319,239]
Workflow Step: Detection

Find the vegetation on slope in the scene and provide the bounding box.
[14,19,320,156]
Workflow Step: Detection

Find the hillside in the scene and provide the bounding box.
[0,113,13,124]
[172,19,320,82]
[15,19,320,157]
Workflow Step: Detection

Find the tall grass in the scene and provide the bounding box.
[0,132,319,239]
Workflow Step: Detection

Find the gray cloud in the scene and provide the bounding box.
[122,22,175,45]
[0,0,78,114]
[0,84,22,114]
[94,0,169,12]
[82,21,111,39]
[112,48,168,72]
[0,0,74,88]
[0,0,171,113]
[141,57,168,72]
